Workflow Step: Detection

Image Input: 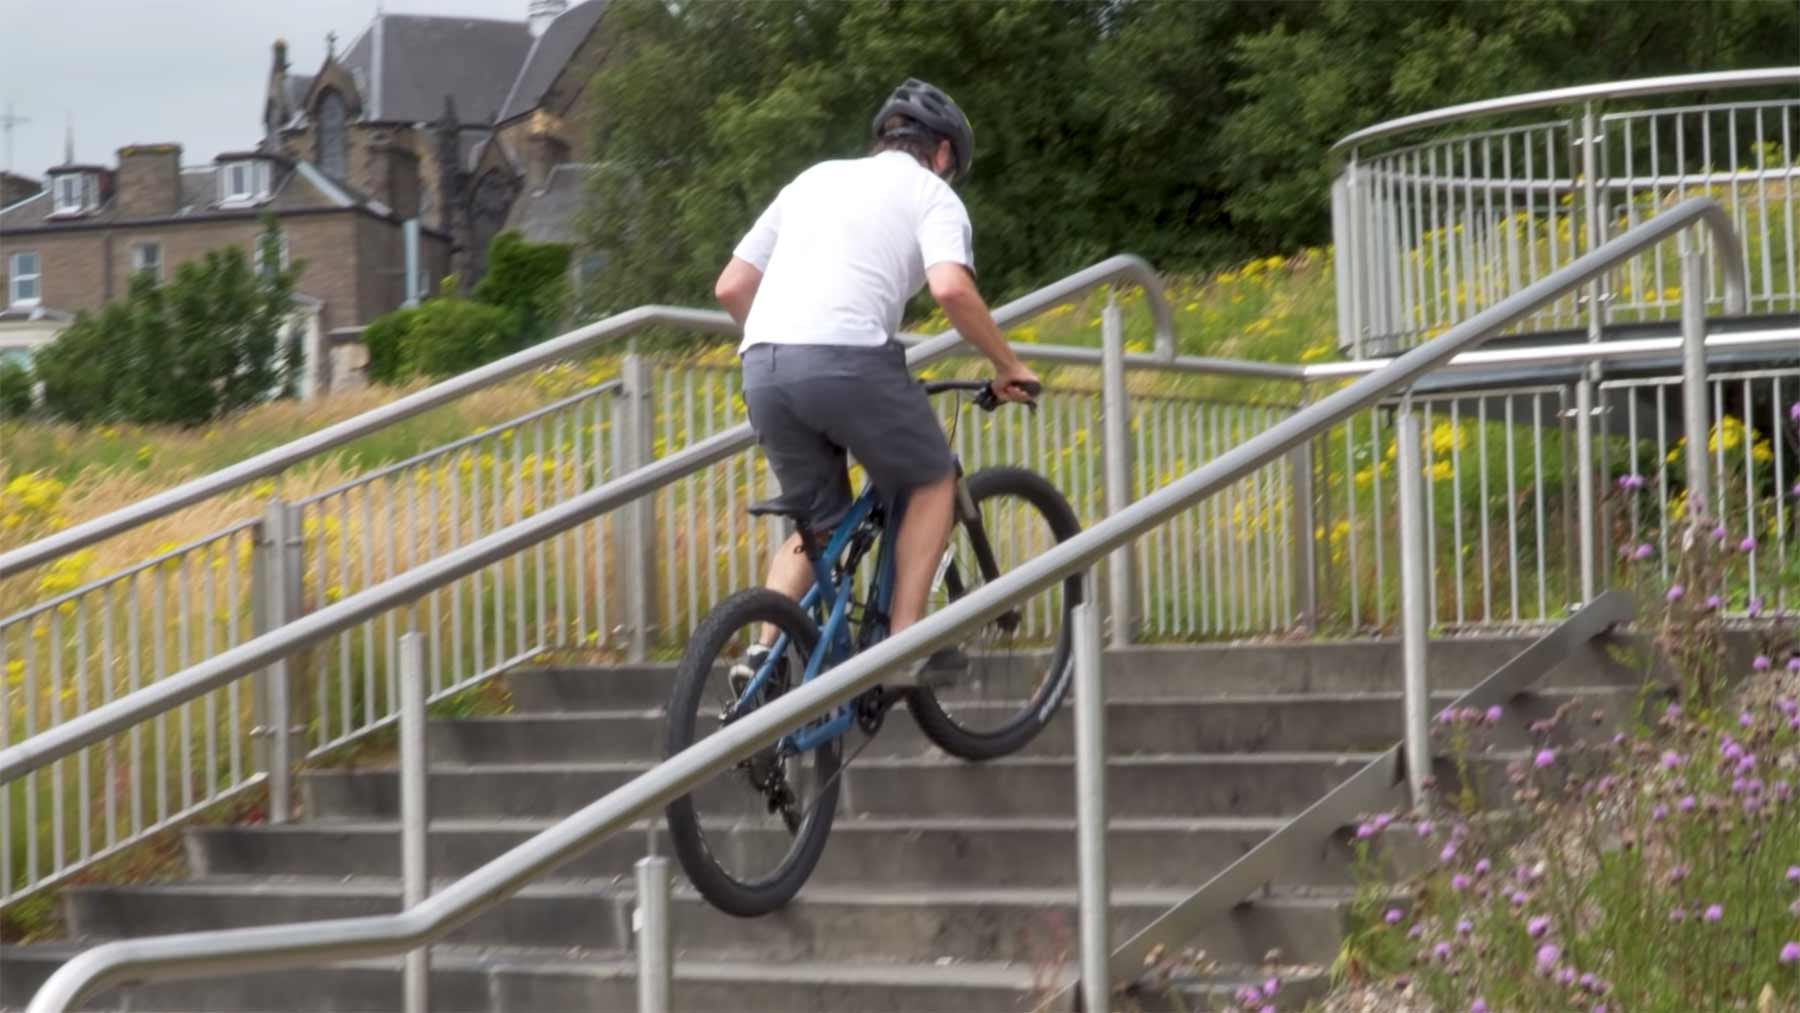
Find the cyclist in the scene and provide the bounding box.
[713,78,1040,687]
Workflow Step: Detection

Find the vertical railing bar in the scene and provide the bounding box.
[202,554,219,804]
[1478,397,1493,622]
[23,633,38,883]
[75,598,91,860]
[227,530,244,789]
[511,423,528,660]
[178,554,195,812]
[1135,397,1151,631]
[661,369,678,643]
[1422,401,1439,626]
[533,416,548,647]
[1524,131,1541,326]
[127,572,143,838]
[552,408,569,645]
[725,374,741,613]
[1756,108,1774,308]
[153,567,169,825]
[1343,413,1360,627]
[1450,400,1465,625]
[307,504,328,746]
[1505,396,1520,621]
[592,393,608,646]
[1743,375,1758,605]
[488,433,507,673]
[1,630,12,899]
[383,476,400,717]
[682,370,700,639]
[361,486,377,728]
[1181,403,1198,636]
[427,459,444,687]
[1503,137,1520,306]
[48,610,66,874]
[101,581,118,848]
[1209,404,1226,634]
[1775,376,1789,612]
[704,375,720,620]
[1783,111,1797,312]
[1371,406,1387,629]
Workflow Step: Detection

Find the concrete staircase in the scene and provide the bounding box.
[0,638,1652,1012]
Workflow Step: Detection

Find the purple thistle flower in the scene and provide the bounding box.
[1784,942,1800,964]
[1741,536,1758,554]
[1749,597,1765,617]
[1791,401,1800,423]
[1579,973,1598,992]
[1792,480,1800,499]
[1485,704,1504,724]
[1408,924,1425,940]
[1633,543,1654,560]
[1475,858,1492,876]
[1705,594,1724,611]
[1670,906,1686,922]
[1594,1006,1607,1013]
[1670,863,1691,883]
[1651,804,1669,822]
[1741,711,1755,728]
[1787,866,1800,884]
[1433,941,1452,962]
[1754,655,1773,672]
[1666,702,1682,720]
[1713,524,1729,542]
[1705,904,1724,923]
[1556,967,1577,986]
[1356,823,1376,840]
[1511,890,1529,908]
[1440,843,1458,863]
[1746,797,1762,815]
[1740,754,1758,774]
[1678,795,1697,814]
[1385,908,1404,925]
[1471,1001,1488,1013]
[1452,873,1472,891]
[1528,915,1551,938]
[1790,656,1800,673]
[1667,584,1686,602]
[1417,820,1434,838]
[1263,977,1279,997]
[1661,750,1684,769]
[1536,943,1561,973]
[1724,739,1745,761]
[1534,748,1556,769]
[1782,699,1799,717]
[1457,918,1473,936]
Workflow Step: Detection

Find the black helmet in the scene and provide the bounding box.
[871,78,974,182]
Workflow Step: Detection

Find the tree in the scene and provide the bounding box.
[33,219,300,425]
[0,359,32,420]
[575,0,1798,309]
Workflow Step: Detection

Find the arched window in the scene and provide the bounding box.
[317,90,348,180]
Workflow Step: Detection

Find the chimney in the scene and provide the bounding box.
[0,172,40,207]
[116,144,182,218]
[528,0,567,37]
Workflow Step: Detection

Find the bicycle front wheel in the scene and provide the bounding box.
[909,466,1082,761]
[664,588,840,917]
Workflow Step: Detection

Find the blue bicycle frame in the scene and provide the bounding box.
[726,480,913,755]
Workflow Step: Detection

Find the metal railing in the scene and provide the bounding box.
[1332,67,1798,357]
[16,198,1747,1013]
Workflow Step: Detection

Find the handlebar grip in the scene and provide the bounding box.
[974,380,1042,413]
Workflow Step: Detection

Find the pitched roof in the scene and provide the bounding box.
[497,1,609,124]
[0,160,356,232]
[343,14,533,125]
[503,163,590,244]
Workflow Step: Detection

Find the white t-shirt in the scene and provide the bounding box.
[733,150,975,351]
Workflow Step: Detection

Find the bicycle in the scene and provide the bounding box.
[663,378,1083,917]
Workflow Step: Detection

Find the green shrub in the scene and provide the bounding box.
[473,231,571,346]
[0,359,32,419]
[32,220,299,426]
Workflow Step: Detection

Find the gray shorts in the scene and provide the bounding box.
[740,340,955,531]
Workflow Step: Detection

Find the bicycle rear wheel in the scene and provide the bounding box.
[664,588,841,917]
[909,466,1082,761]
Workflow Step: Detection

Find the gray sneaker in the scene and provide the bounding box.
[729,644,773,700]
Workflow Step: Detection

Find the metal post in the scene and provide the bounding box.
[1287,435,1318,632]
[1100,298,1136,646]
[1680,236,1712,523]
[635,855,672,1013]
[614,354,658,662]
[398,633,430,1013]
[1580,101,1605,338]
[1070,589,1110,1013]
[1395,400,1432,813]
[1346,153,1366,361]
[1575,375,1598,605]
[254,500,296,824]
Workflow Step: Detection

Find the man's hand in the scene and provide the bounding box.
[992,361,1041,403]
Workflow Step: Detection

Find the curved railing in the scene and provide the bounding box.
[1331,67,1799,357]
[18,198,1747,1013]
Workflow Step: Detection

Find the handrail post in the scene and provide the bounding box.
[615,354,659,662]
[1100,297,1137,646]
[398,633,430,1013]
[635,855,672,1013]
[1070,586,1110,1013]
[1395,398,1432,813]
[253,500,299,824]
[1575,374,1598,605]
[1287,426,1318,633]
[1680,234,1712,523]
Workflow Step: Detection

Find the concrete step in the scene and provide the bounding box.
[0,943,1326,1012]
[300,753,1390,822]
[500,635,1663,713]
[187,816,1340,890]
[61,879,1357,969]
[426,686,1646,765]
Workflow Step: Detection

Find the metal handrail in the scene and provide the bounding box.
[0,263,1178,582]
[0,254,1174,786]
[1330,67,1800,156]
[22,198,1747,1012]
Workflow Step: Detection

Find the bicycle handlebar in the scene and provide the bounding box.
[920,379,1041,412]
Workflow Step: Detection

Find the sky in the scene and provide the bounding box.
[0,0,532,178]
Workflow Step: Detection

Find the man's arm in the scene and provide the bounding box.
[715,256,764,327]
[926,262,1039,401]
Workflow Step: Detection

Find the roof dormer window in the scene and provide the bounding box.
[49,172,97,216]
[218,158,273,207]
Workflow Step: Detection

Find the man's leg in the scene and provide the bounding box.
[755,531,820,648]
[888,473,956,634]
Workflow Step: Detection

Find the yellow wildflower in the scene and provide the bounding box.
[1430,460,1454,482]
